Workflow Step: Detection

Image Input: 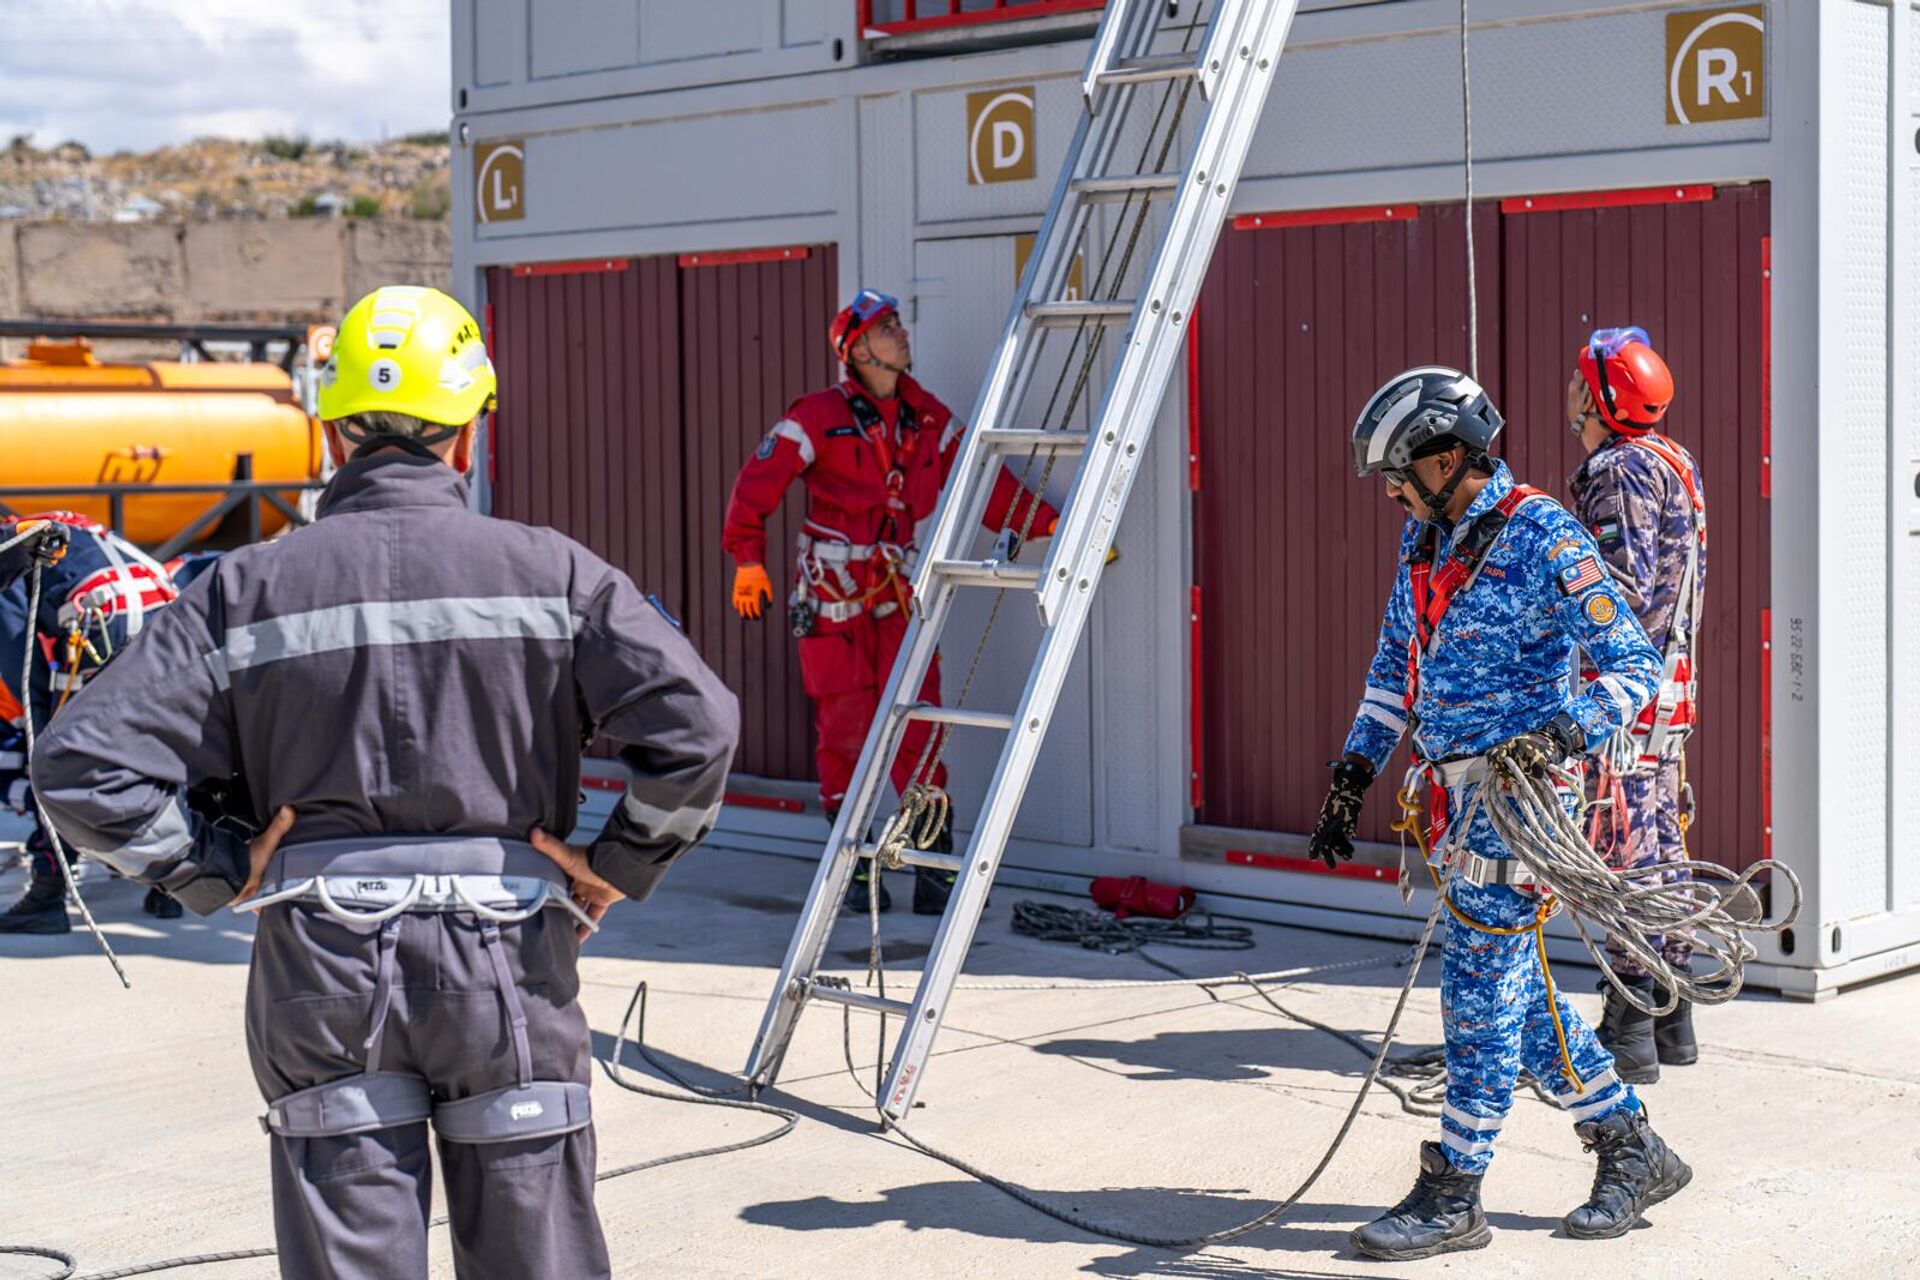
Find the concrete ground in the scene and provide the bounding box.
[1,837,1914,1280]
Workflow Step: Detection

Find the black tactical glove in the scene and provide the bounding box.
[1501,711,1585,774]
[1309,757,1376,869]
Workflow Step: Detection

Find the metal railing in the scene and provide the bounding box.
[857,0,1104,38]
[0,455,326,561]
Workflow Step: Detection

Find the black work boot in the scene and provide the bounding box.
[0,866,71,935]
[1564,1105,1691,1239]
[911,814,957,916]
[143,886,184,919]
[844,865,891,914]
[1596,974,1660,1085]
[1350,1141,1492,1261]
[1654,962,1698,1066]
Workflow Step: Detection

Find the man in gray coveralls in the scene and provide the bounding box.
[32,284,741,1279]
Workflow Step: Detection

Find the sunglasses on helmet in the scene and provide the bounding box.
[850,289,899,322]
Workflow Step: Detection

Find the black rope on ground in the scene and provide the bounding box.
[873,895,1448,1249]
[1008,900,1254,976]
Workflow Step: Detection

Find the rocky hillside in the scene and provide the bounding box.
[0,134,451,223]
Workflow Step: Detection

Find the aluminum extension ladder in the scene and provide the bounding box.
[745,0,1301,1120]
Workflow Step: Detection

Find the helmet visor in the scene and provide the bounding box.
[1588,325,1651,361]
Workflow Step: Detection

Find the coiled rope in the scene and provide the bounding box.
[1462,741,1801,1015]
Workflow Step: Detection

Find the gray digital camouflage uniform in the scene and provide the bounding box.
[1569,432,1707,977]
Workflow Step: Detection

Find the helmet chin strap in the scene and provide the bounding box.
[1410,449,1485,533]
[855,351,912,377]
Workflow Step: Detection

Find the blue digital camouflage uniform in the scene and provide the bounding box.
[1341,460,1662,1174]
[1569,434,1706,978]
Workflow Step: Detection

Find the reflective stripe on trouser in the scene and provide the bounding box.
[1436,790,1638,1175]
[246,901,610,1279]
[797,606,947,811]
[1595,759,1694,977]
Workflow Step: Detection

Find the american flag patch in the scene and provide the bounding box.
[1560,556,1604,594]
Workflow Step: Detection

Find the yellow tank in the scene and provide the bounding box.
[0,340,321,546]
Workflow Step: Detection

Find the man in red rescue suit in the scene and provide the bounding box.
[1567,327,1707,1084]
[722,289,1057,914]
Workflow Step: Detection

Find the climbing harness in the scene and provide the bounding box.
[1403,484,1548,717]
[234,838,602,1152]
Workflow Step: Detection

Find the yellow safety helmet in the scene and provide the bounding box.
[317,285,496,429]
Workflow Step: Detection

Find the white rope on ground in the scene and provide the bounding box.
[16,556,129,989]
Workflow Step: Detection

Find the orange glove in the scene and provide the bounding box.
[732,563,774,620]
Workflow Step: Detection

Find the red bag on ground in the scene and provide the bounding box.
[1089,875,1195,920]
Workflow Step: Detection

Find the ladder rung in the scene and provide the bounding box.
[1070,173,1181,203]
[977,428,1090,454]
[809,983,912,1017]
[850,843,965,875]
[1026,300,1134,328]
[928,559,1044,590]
[1095,51,1201,86]
[903,703,1016,732]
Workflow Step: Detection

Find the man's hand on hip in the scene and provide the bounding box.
[230,805,297,907]
[530,826,624,942]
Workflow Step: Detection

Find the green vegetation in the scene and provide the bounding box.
[347,195,383,219]
[407,177,450,220]
[262,134,311,161]
[396,130,449,147]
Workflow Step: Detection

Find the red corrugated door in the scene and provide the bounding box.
[1194,204,1499,843]
[486,246,838,784]
[488,258,686,618]
[1499,184,1770,873]
[678,247,837,781]
[1195,186,1769,874]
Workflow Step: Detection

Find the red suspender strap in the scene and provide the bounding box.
[1631,434,1705,528]
[1403,485,1545,713]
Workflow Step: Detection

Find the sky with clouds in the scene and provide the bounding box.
[0,0,452,153]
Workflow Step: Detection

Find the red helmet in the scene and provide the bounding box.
[1577,326,1674,436]
[829,288,899,365]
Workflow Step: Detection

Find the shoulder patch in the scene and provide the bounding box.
[755,434,777,460]
[1592,517,1623,547]
[1547,536,1585,560]
[1585,594,1618,626]
[645,593,684,631]
[1559,555,1604,595]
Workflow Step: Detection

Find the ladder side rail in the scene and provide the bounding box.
[744,578,968,1083]
[1037,0,1300,625]
[876,572,1113,1118]
[916,4,1166,588]
[1086,0,1170,118]
[1080,0,1145,104]
[909,144,1090,590]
